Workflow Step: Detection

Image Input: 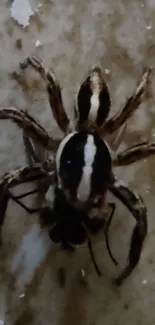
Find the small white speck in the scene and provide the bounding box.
[144,159,147,163]
[105,69,110,75]
[141,3,144,7]
[142,279,147,285]
[146,25,152,30]
[19,293,25,298]
[35,40,41,47]
[153,133,155,137]
[81,269,85,277]
[0,320,4,325]
[35,3,42,11]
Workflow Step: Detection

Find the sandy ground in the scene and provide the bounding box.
[1,0,155,324]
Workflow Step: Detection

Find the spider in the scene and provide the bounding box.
[0,56,153,286]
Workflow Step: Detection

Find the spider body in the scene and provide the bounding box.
[56,131,112,205]
[0,56,153,285]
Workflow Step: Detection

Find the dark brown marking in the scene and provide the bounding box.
[15,39,22,50]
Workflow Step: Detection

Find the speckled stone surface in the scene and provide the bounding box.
[1,0,155,324]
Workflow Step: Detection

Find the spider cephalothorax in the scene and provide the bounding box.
[0,56,153,285]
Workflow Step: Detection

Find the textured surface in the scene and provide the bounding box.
[1,0,155,324]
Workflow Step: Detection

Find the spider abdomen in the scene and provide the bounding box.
[56,131,112,205]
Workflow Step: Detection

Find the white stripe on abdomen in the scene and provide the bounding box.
[77,134,97,202]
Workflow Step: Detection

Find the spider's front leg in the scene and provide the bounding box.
[0,107,60,151]
[113,141,155,166]
[110,180,147,285]
[102,67,153,135]
[20,56,70,134]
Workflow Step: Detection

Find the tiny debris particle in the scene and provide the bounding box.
[0,320,4,325]
[141,3,144,7]
[146,25,152,30]
[35,40,42,48]
[11,0,34,28]
[124,303,129,310]
[105,69,110,75]
[19,293,25,299]
[142,279,147,285]
[35,3,43,12]
[15,39,22,50]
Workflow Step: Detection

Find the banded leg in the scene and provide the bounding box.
[0,163,50,189]
[113,141,155,166]
[109,180,147,285]
[23,132,55,194]
[102,67,153,135]
[0,162,54,239]
[20,56,69,133]
[0,107,60,151]
[23,132,40,164]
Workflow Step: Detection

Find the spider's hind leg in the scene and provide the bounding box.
[0,163,50,242]
[113,141,155,166]
[110,180,147,285]
[20,56,70,134]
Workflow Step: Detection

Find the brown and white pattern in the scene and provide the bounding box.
[0,55,153,287]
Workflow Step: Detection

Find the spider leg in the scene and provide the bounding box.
[0,189,9,245]
[102,67,153,135]
[20,56,69,134]
[8,191,40,214]
[15,188,40,199]
[23,132,40,163]
[0,107,60,151]
[1,163,50,189]
[104,202,119,266]
[105,123,126,152]
[0,163,52,243]
[9,188,41,213]
[113,141,155,166]
[109,179,147,285]
[86,200,118,265]
[23,131,55,196]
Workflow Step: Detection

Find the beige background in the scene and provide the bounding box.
[1,0,155,324]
